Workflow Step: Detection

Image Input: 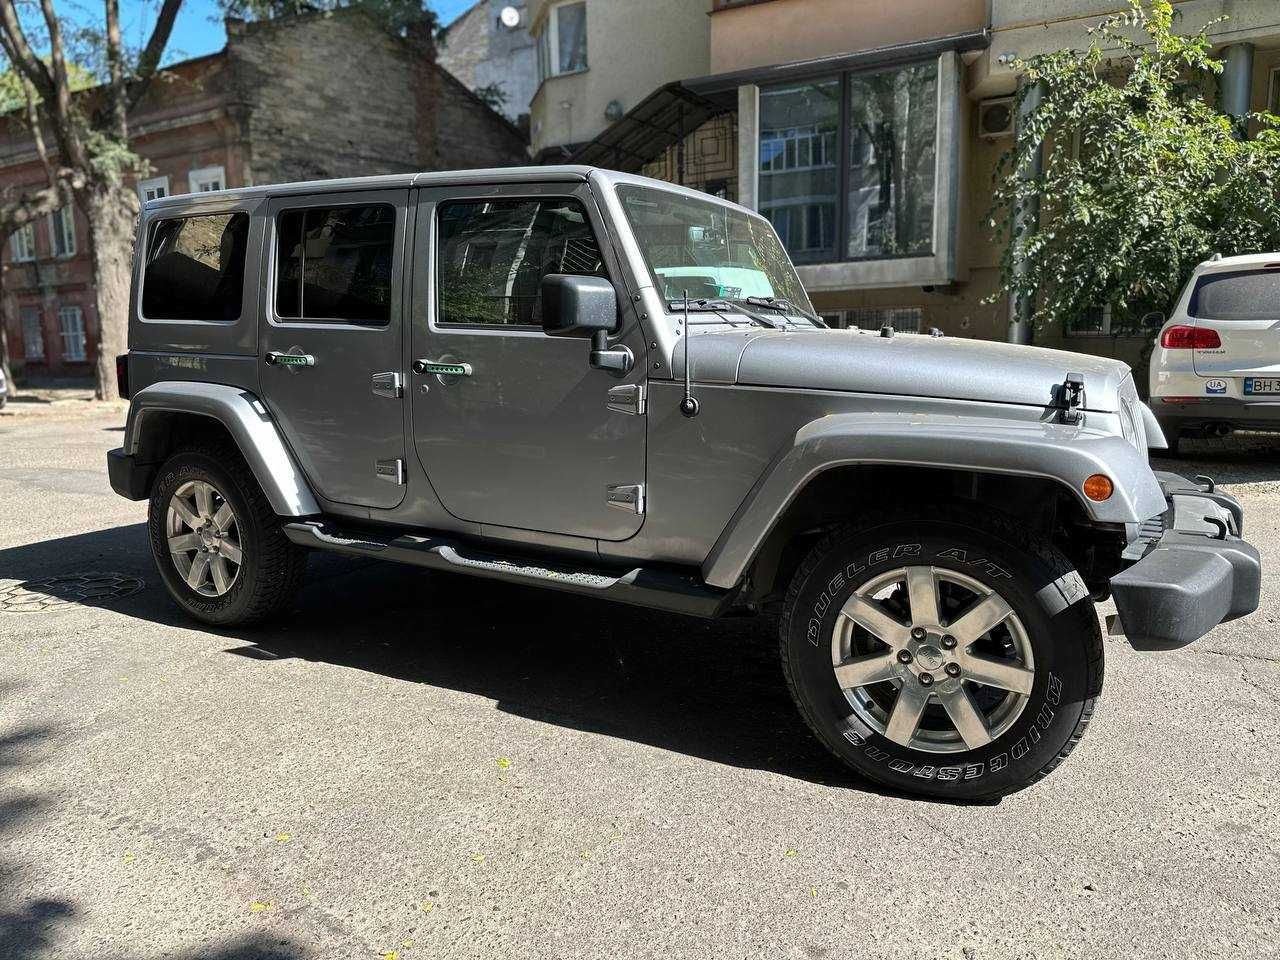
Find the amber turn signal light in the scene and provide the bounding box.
[1083,474,1114,502]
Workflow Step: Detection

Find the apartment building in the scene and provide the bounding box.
[527,0,713,161]
[569,0,1280,367]
[1,10,527,377]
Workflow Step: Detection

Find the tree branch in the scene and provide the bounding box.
[127,0,183,115]
[104,0,128,140]
[0,172,85,234]
[0,0,55,101]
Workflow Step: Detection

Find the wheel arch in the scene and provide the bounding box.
[702,412,1163,594]
[125,381,319,516]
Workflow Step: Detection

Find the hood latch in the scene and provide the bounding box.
[1057,373,1085,424]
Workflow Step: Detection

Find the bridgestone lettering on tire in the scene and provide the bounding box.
[147,444,307,626]
[779,509,1104,801]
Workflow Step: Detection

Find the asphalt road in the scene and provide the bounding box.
[1,399,1277,960]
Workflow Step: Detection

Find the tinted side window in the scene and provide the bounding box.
[142,213,249,322]
[275,204,395,324]
[436,199,605,327]
[1190,269,1280,321]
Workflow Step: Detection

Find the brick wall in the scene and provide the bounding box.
[226,11,527,185]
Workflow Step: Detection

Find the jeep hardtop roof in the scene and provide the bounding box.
[143,165,741,213]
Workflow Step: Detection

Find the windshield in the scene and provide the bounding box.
[615,184,815,317]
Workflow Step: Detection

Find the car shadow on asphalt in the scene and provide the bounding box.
[0,524,961,805]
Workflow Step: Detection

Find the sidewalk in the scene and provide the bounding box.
[1,386,128,421]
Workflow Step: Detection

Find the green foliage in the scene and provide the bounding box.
[990,0,1280,336]
[218,0,439,38]
[473,82,508,113]
[0,60,95,112]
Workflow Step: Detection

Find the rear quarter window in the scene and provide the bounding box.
[142,212,249,322]
[1189,268,1280,321]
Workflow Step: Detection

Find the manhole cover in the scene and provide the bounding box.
[0,573,144,613]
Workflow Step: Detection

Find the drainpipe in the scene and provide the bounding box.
[1006,78,1044,346]
[1221,42,1254,137]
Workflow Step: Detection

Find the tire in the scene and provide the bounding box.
[779,509,1103,801]
[147,444,307,626]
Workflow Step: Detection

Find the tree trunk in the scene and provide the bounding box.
[86,182,137,401]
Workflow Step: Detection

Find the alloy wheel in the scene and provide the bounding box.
[165,480,243,598]
[831,565,1035,754]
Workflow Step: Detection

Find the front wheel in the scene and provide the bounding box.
[779,513,1103,801]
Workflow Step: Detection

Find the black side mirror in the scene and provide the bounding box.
[1140,311,1165,331]
[541,273,632,374]
[541,274,618,337]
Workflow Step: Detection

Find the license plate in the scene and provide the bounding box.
[1244,378,1280,395]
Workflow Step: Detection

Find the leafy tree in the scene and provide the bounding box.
[0,0,183,399]
[219,0,438,37]
[990,0,1280,341]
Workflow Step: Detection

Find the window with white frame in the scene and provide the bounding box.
[536,1,587,82]
[58,305,86,361]
[49,206,75,258]
[188,166,226,193]
[20,306,43,360]
[139,176,170,202]
[10,223,35,262]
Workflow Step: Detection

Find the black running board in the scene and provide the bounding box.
[282,521,730,618]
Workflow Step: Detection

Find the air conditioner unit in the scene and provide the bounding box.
[978,97,1015,139]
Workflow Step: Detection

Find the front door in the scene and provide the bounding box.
[410,183,647,541]
[259,189,409,510]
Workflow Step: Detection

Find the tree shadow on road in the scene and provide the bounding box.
[0,524,931,800]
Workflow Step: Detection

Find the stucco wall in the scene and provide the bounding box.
[709,0,986,74]
[529,0,712,156]
[438,0,539,121]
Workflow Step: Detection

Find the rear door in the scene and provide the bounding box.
[258,189,410,510]
[1190,266,1280,394]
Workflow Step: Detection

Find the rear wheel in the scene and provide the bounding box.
[147,445,307,626]
[779,512,1103,801]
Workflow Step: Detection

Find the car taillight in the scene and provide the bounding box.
[116,353,130,400]
[1160,325,1221,349]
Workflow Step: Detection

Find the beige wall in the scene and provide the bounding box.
[709,0,986,74]
[529,0,711,156]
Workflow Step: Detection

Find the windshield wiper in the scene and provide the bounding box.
[736,296,825,326]
[665,299,782,328]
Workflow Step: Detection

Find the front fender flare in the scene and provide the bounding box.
[701,411,1165,589]
[124,381,320,517]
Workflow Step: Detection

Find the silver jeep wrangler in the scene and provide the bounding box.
[108,167,1261,800]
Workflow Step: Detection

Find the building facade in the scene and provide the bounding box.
[437,0,539,125]
[571,0,1280,370]
[1,10,528,377]
[527,0,713,161]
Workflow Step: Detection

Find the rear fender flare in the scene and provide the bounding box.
[124,380,320,516]
[701,411,1165,589]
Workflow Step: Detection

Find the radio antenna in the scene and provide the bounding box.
[679,289,699,418]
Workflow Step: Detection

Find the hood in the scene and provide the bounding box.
[673,327,1133,413]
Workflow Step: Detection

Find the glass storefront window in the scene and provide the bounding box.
[759,59,939,263]
[847,60,937,258]
[758,79,840,261]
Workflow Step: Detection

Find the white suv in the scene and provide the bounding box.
[1149,252,1280,452]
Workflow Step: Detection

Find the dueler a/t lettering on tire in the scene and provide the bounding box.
[147,445,307,626]
[779,511,1104,800]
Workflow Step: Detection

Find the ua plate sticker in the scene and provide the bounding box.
[1205,379,1227,395]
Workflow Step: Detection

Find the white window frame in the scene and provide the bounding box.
[139,176,170,203]
[536,0,587,81]
[58,305,86,362]
[188,166,226,193]
[10,222,35,262]
[48,206,76,258]
[20,306,44,361]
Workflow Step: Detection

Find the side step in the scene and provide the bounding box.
[282,521,730,618]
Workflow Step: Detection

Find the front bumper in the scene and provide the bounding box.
[1109,472,1260,650]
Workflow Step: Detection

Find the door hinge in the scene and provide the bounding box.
[607,382,646,415]
[607,482,645,515]
[372,371,403,399]
[376,458,406,485]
